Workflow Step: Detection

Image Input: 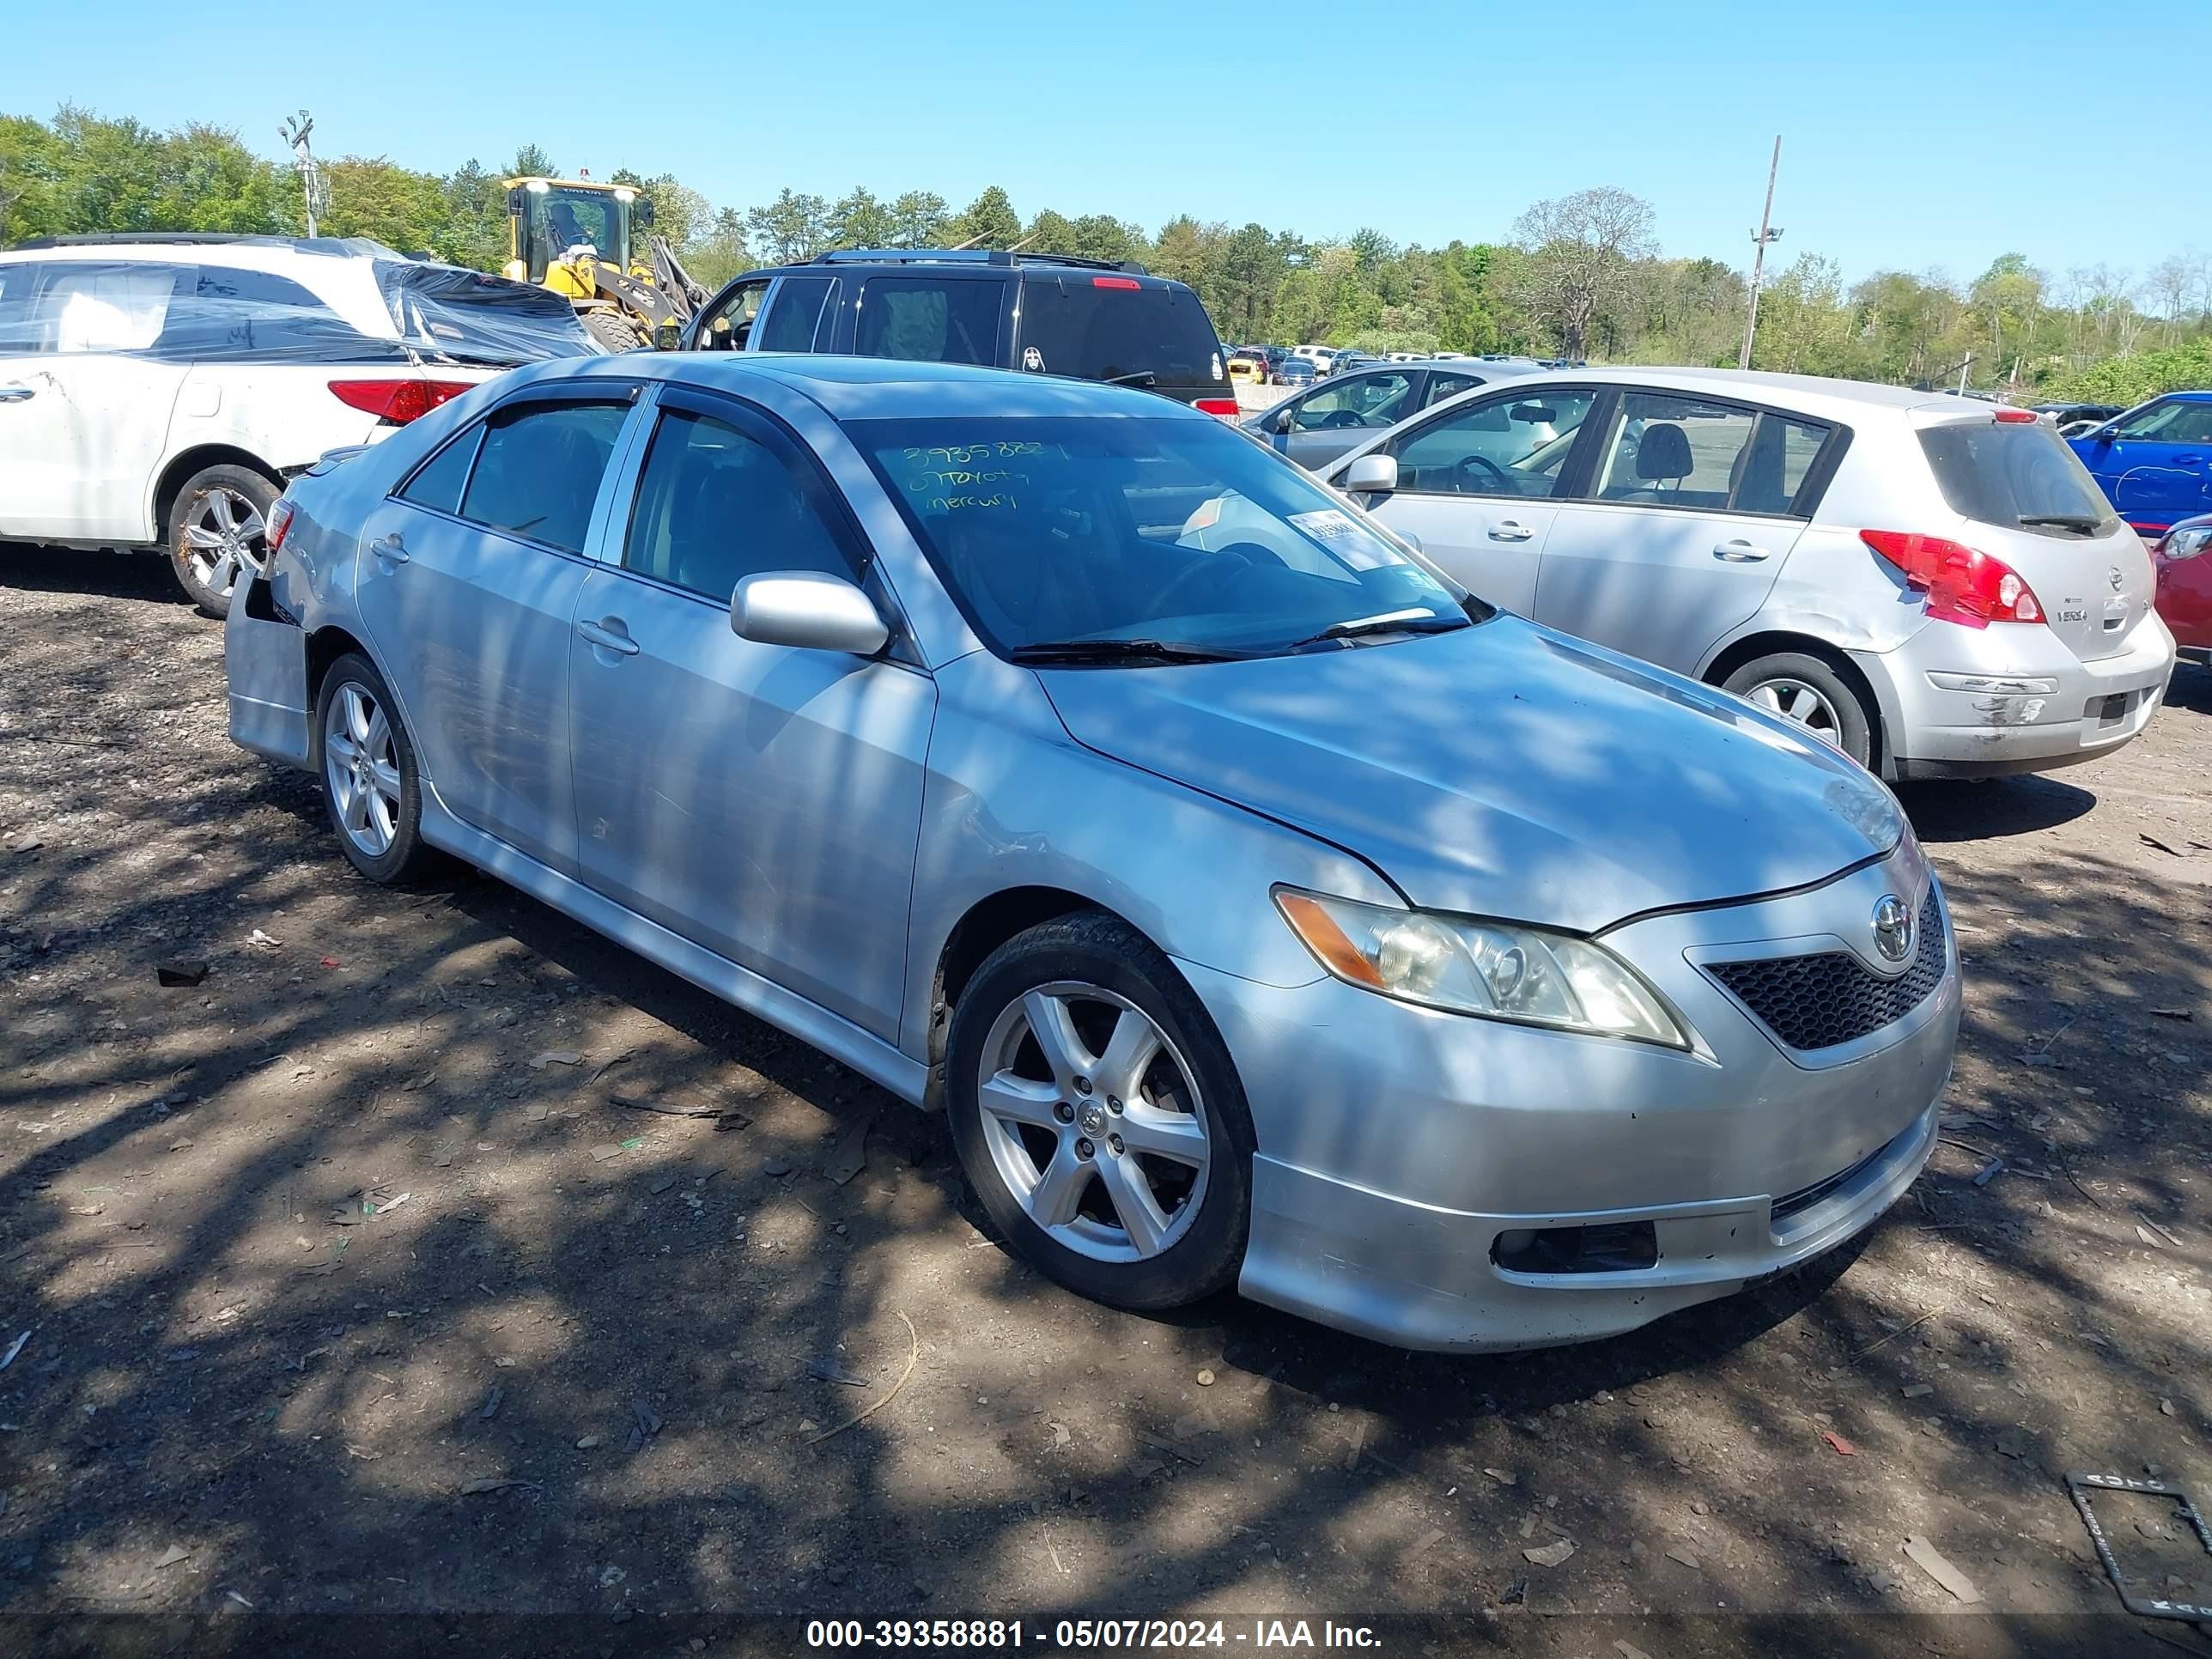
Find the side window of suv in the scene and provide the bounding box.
[854,276,1002,366]
[623,407,859,602]
[456,401,631,553]
[755,276,837,353]
[695,278,769,351]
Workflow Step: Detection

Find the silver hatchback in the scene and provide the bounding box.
[1326,368,2178,780]
[228,355,1958,1351]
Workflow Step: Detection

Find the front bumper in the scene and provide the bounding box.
[1863,612,2177,781]
[1185,842,1959,1352]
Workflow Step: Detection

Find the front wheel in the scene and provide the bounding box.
[167,464,279,617]
[1723,651,1876,769]
[580,309,649,352]
[946,913,1254,1312]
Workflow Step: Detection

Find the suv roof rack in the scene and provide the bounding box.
[807,247,1149,276]
[7,232,396,258]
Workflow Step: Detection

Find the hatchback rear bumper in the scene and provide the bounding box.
[1864,611,2177,781]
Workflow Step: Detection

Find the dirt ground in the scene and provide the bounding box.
[2,544,2208,1657]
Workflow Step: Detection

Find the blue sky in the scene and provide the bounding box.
[8,0,2195,284]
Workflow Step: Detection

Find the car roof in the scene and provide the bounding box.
[1480,364,2001,422]
[2,234,407,269]
[614,351,1218,423]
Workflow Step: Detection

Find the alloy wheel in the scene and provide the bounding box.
[1747,677,1843,745]
[181,486,270,599]
[323,683,402,858]
[975,981,1212,1263]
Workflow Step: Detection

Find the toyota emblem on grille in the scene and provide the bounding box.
[1871,894,1913,963]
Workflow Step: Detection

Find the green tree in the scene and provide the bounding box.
[507,143,556,179]
[320,156,450,254]
[745,187,829,263]
[439,159,509,270]
[888,190,949,246]
[949,185,1020,249]
[827,186,896,249]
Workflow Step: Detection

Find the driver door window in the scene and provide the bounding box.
[2111,398,2212,444]
[1388,388,1595,496]
[695,279,768,351]
[1285,372,1414,432]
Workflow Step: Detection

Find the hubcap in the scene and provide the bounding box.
[181,486,269,599]
[323,683,402,858]
[976,982,1211,1263]
[1748,677,1843,744]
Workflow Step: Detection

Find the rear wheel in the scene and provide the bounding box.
[313,653,441,884]
[580,309,649,352]
[167,464,278,617]
[946,913,1254,1312]
[1723,650,1875,769]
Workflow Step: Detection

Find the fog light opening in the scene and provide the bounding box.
[1492,1221,1660,1274]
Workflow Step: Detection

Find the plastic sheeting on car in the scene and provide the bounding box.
[0,239,602,368]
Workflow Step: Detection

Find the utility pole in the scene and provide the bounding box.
[1737,135,1783,371]
[277,111,327,238]
[1957,353,1973,395]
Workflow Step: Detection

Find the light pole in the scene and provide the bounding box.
[1738,135,1783,371]
[277,112,327,239]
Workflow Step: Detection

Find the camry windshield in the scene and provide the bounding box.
[855,416,1471,661]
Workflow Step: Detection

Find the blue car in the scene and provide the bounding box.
[2067,390,2212,537]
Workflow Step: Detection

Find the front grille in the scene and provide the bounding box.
[1709,888,1945,1052]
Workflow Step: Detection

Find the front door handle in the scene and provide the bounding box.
[2173,453,2203,467]
[368,532,410,566]
[577,617,641,656]
[1488,520,1535,543]
[0,385,34,404]
[1713,538,1771,562]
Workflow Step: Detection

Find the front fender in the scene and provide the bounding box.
[899,652,1400,1062]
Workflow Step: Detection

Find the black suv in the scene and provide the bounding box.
[680,249,1237,413]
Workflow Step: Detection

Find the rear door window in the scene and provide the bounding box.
[457,401,631,553]
[854,276,1002,366]
[1015,276,1225,389]
[1918,421,2118,535]
[0,262,179,353]
[755,276,837,353]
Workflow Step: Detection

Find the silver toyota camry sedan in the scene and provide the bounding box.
[227,354,1960,1352]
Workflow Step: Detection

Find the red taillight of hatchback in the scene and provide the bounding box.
[1194,398,1241,418]
[1860,530,2045,628]
[327,379,473,424]
[265,497,295,555]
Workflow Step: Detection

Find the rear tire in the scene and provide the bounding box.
[1723,650,1876,769]
[167,463,279,618]
[580,310,649,352]
[313,653,441,884]
[946,912,1255,1313]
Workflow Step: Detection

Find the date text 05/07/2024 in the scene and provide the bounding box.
[804,1619,1383,1650]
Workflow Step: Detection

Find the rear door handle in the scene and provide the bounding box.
[1488,520,1535,543]
[577,617,641,656]
[0,385,34,404]
[1713,538,1771,562]
[368,533,410,566]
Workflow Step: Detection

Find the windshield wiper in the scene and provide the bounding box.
[1281,611,1470,651]
[1006,637,1243,666]
[2018,514,2103,532]
[1103,370,1158,389]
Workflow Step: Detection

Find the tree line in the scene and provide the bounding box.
[3,106,2207,404]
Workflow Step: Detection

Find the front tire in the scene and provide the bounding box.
[167,464,279,617]
[313,653,440,884]
[1723,650,1876,769]
[580,309,649,352]
[946,913,1255,1312]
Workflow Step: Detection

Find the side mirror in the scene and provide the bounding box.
[731,571,889,655]
[635,196,656,228]
[2094,426,2120,444]
[1342,453,1399,495]
[507,185,528,217]
[1273,405,1297,434]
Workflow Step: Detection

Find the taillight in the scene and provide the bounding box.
[327,379,473,424]
[1992,407,2037,423]
[1860,530,2045,628]
[1194,398,1241,418]
[1091,275,1142,290]
[265,497,295,555]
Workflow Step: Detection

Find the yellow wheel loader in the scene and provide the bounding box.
[501,176,708,351]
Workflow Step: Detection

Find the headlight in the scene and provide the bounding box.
[1274,888,1690,1048]
[2162,526,2211,560]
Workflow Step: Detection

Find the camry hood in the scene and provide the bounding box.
[1036,617,1904,932]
